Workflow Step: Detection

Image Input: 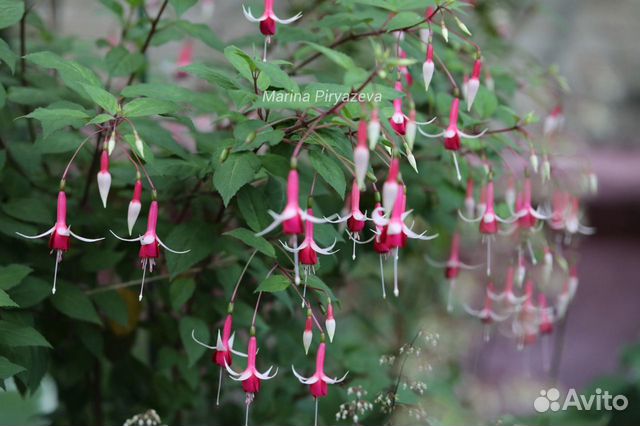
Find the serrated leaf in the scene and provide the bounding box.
[25,107,90,138]
[25,51,102,99]
[237,186,271,232]
[81,84,119,114]
[0,320,51,348]
[123,98,178,117]
[0,0,24,30]
[224,45,256,82]
[386,11,422,31]
[51,282,102,325]
[255,274,290,293]
[309,150,346,198]
[256,61,299,92]
[0,264,33,290]
[179,316,208,366]
[213,152,261,206]
[224,228,275,258]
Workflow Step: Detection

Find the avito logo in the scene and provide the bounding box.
[534,387,628,413]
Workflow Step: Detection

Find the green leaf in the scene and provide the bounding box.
[51,283,102,325]
[181,63,238,89]
[105,46,144,77]
[386,11,423,31]
[176,21,224,51]
[0,264,32,290]
[0,289,18,307]
[163,223,216,278]
[302,42,355,69]
[0,356,25,379]
[305,275,337,301]
[0,38,18,73]
[7,276,50,308]
[170,0,198,16]
[0,320,52,348]
[26,107,90,138]
[122,98,178,117]
[256,61,299,92]
[0,0,24,30]
[25,51,102,99]
[237,186,271,232]
[213,152,261,206]
[92,291,129,327]
[309,150,346,198]
[224,228,275,258]
[169,278,196,310]
[88,113,113,125]
[179,316,208,366]
[224,45,257,82]
[255,274,290,293]
[81,83,119,114]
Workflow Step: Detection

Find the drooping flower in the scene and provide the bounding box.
[226,332,278,425]
[487,266,528,308]
[353,120,369,190]
[418,98,486,180]
[368,108,381,150]
[325,301,336,342]
[127,178,143,235]
[512,280,539,349]
[466,58,482,111]
[97,149,111,208]
[423,43,435,92]
[382,157,401,215]
[543,105,564,136]
[405,108,417,150]
[175,39,193,79]
[191,310,247,405]
[426,233,480,312]
[549,194,594,237]
[110,200,190,300]
[282,206,337,291]
[464,282,510,342]
[292,340,348,426]
[371,195,390,298]
[389,80,407,135]
[515,176,549,230]
[398,49,413,87]
[16,189,104,294]
[242,0,302,38]
[303,311,313,355]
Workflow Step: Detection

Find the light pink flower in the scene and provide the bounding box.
[466,58,482,111]
[97,149,111,208]
[423,43,435,92]
[464,282,510,342]
[389,81,407,135]
[353,120,369,189]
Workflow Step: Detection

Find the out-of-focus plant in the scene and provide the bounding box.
[0,0,594,425]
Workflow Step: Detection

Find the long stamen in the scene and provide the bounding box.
[314,398,319,426]
[447,279,455,312]
[379,255,386,299]
[527,240,537,265]
[216,368,223,406]
[483,324,491,342]
[139,258,147,301]
[393,248,399,297]
[245,399,250,426]
[262,37,268,62]
[352,238,356,260]
[451,152,462,181]
[292,235,301,285]
[486,237,492,276]
[52,250,62,294]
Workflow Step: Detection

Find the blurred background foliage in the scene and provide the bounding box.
[0,0,637,425]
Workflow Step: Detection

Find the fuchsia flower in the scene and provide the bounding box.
[513,280,539,349]
[110,200,190,300]
[353,120,369,190]
[465,58,482,111]
[292,341,348,425]
[538,293,554,335]
[464,282,510,342]
[97,149,111,208]
[549,193,594,237]
[515,176,549,230]
[372,197,390,299]
[398,50,413,87]
[242,0,302,38]
[127,178,143,235]
[175,40,193,79]
[487,266,528,307]
[389,80,407,135]
[423,43,435,92]
[225,332,278,425]
[381,157,401,215]
[303,312,313,355]
[418,98,486,180]
[191,311,247,405]
[543,105,565,136]
[368,108,381,150]
[16,190,104,294]
[426,233,480,312]
[328,181,374,260]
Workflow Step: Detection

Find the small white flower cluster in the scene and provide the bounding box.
[378,354,396,365]
[336,386,373,423]
[408,406,428,421]
[122,410,166,426]
[374,391,398,414]
[423,331,440,347]
[401,380,428,395]
[399,343,421,357]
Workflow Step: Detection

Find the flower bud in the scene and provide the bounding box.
[325,301,336,343]
[303,312,313,355]
[367,108,381,150]
[127,178,143,235]
[97,150,111,208]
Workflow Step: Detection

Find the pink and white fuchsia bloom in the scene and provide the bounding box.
[487,266,528,309]
[127,179,143,235]
[242,0,302,38]
[515,176,550,230]
[367,108,381,150]
[97,149,111,208]
[325,301,336,343]
[389,80,407,135]
[464,282,510,342]
[327,181,374,260]
[110,200,190,300]
[465,58,482,111]
[426,233,480,312]
[418,98,486,180]
[353,120,369,190]
[225,333,278,426]
[381,157,401,215]
[175,39,193,79]
[191,311,247,405]
[16,190,104,294]
[303,312,313,355]
[292,341,348,426]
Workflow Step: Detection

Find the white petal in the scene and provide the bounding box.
[354,147,369,190]
[110,229,142,242]
[291,365,317,384]
[323,371,348,384]
[311,239,338,255]
[242,5,265,22]
[256,366,278,380]
[417,126,444,138]
[272,12,303,24]
[69,228,104,243]
[466,79,479,111]
[422,61,435,92]
[157,236,191,254]
[191,329,216,350]
[458,210,482,223]
[127,201,141,236]
[325,318,336,342]
[458,128,488,139]
[16,226,55,239]
[403,225,438,240]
